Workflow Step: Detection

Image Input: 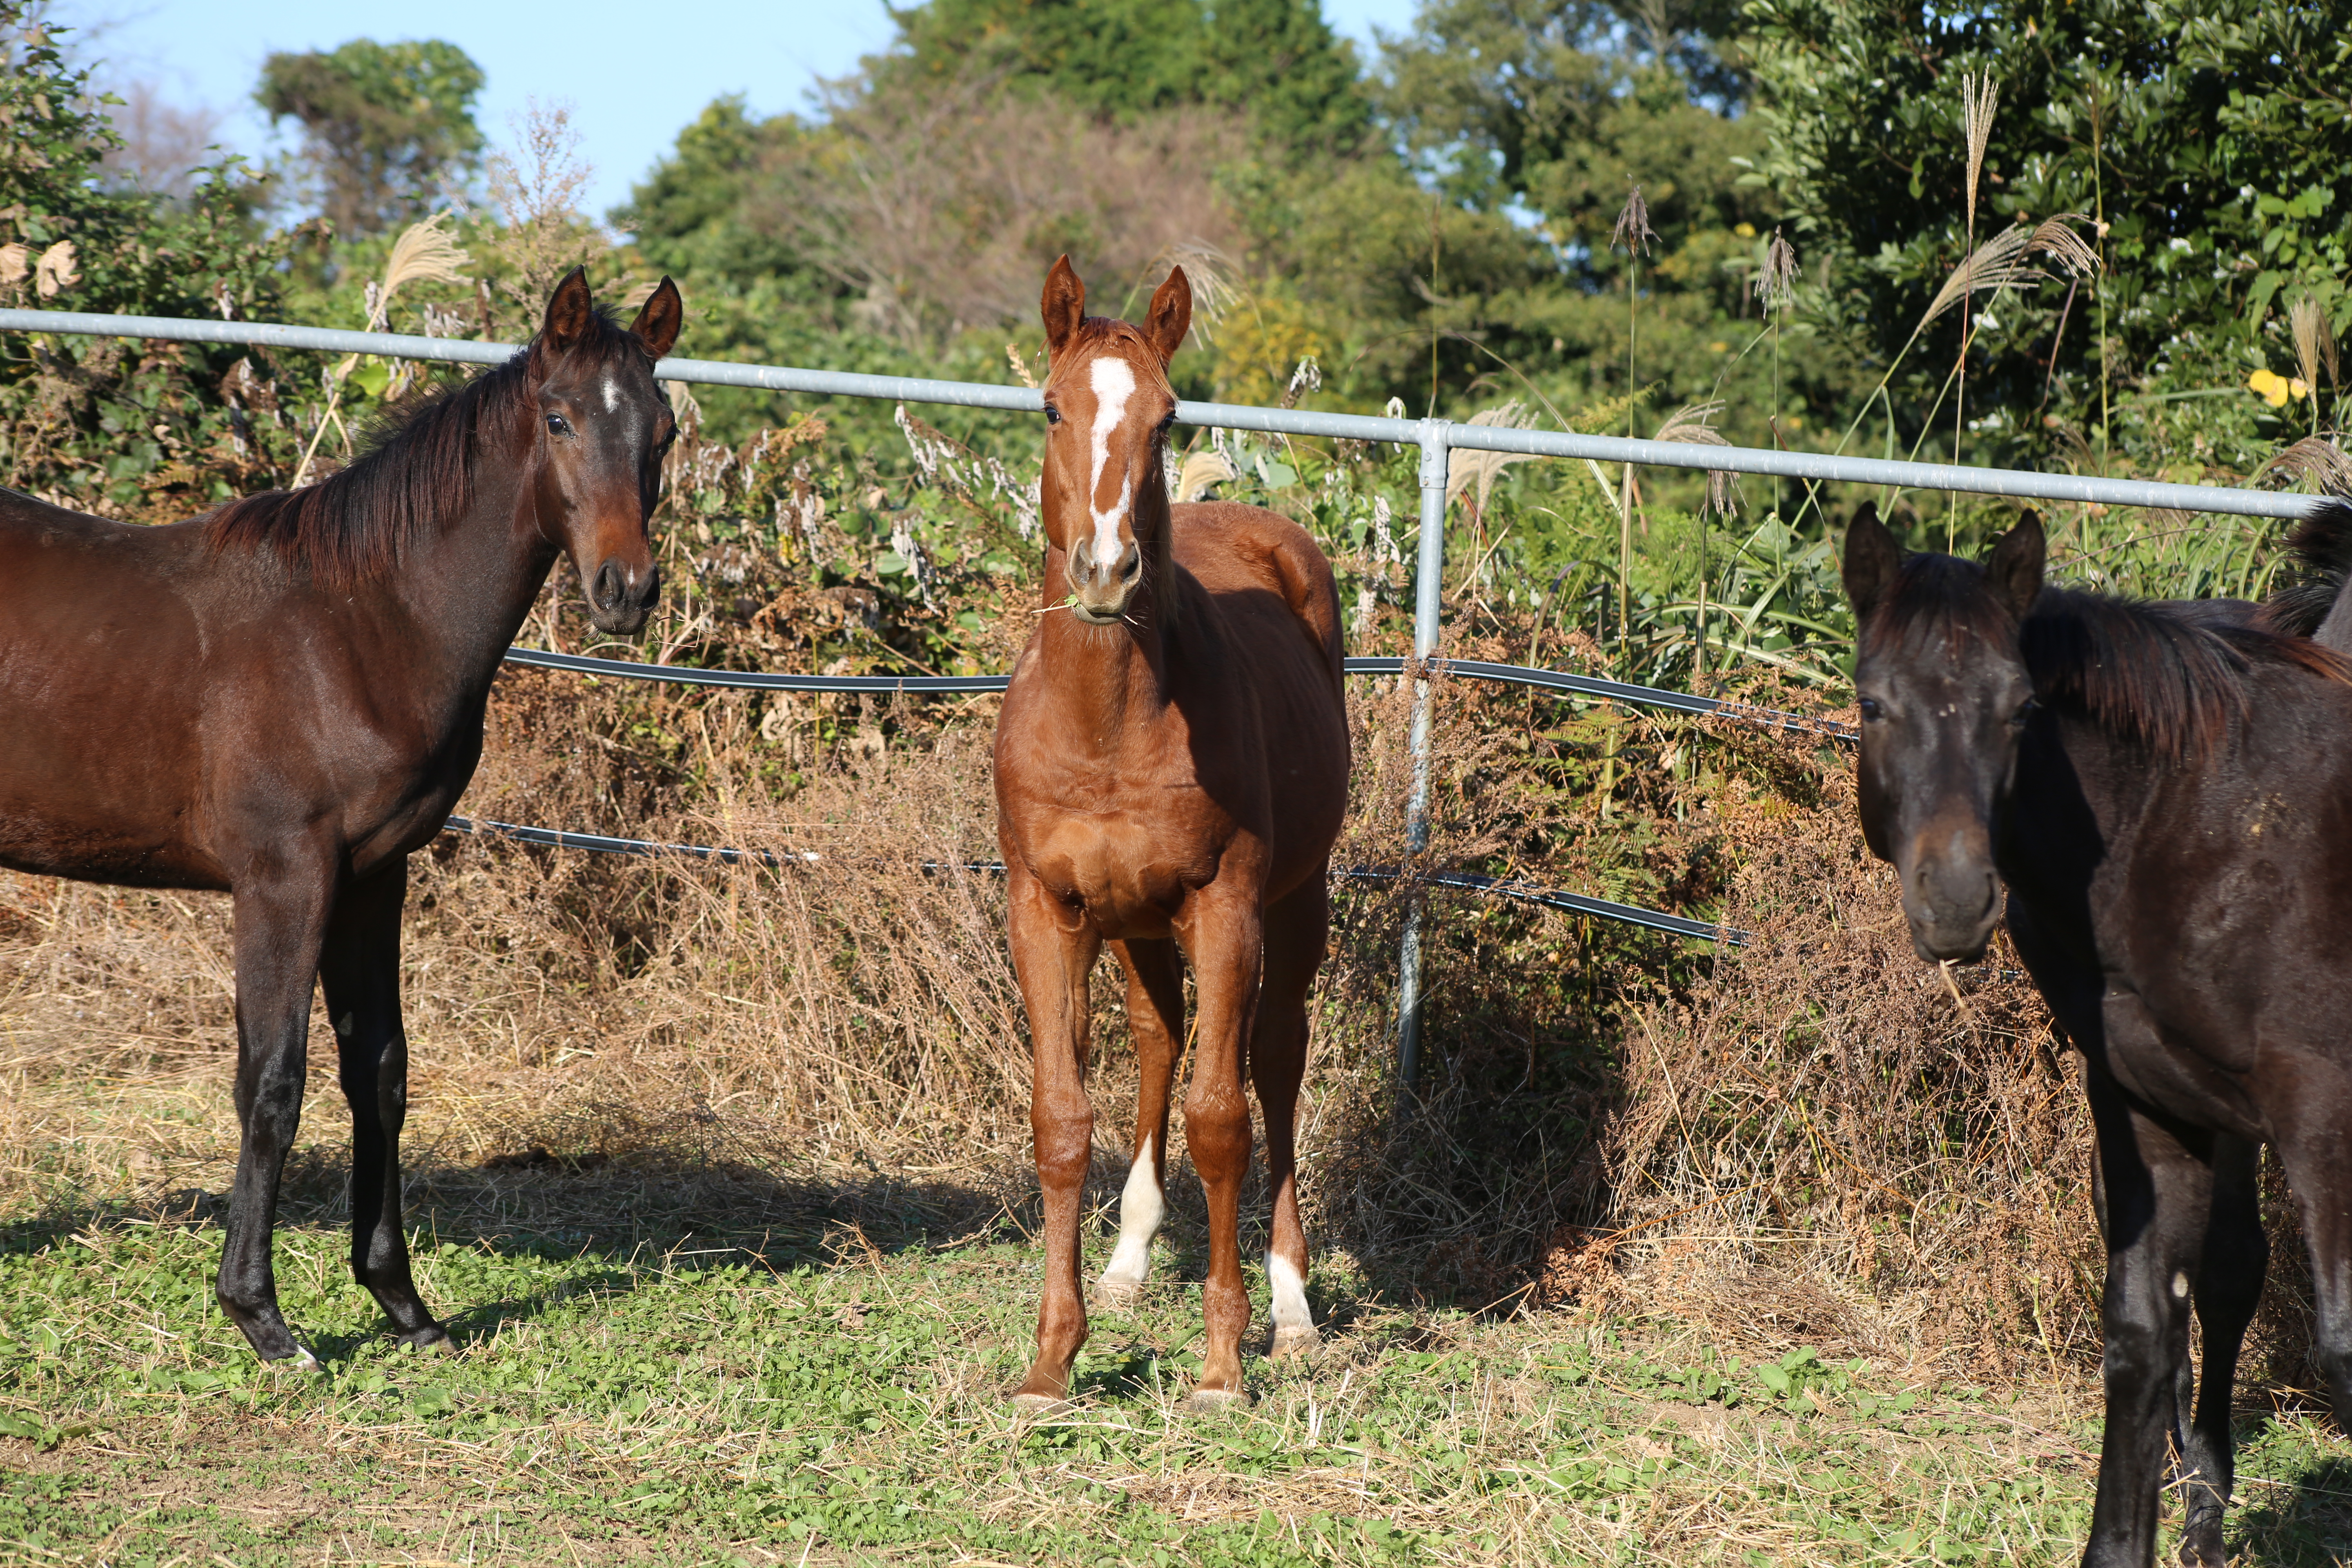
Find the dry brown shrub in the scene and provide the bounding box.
[0,565,2322,1398]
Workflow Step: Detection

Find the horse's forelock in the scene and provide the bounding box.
[1860,552,2018,664]
[1051,317,1172,400]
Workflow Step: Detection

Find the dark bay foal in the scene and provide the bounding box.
[994,258,1350,1409]
[1842,503,2352,1567]
[0,270,682,1367]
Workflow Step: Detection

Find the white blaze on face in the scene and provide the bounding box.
[1085,355,1138,565]
[1267,1251,1313,1333]
[1100,1135,1163,1289]
[600,372,622,414]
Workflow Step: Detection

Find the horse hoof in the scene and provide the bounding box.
[1094,1278,1143,1309]
[270,1347,325,1377]
[396,1325,455,1354]
[1270,1325,1321,1360]
[1008,1391,1072,1417]
[2178,1519,2227,1568]
[1187,1385,1251,1413]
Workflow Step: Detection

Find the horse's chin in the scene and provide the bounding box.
[1907,920,1995,967]
[586,602,653,637]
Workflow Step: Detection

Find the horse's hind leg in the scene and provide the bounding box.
[2175,1134,2265,1568]
[1177,882,1265,1410]
[1254,878,1328,1360]
[2272,1098,2352,1429]
[318,858,448,1351]
[217,854,336,1368]
[2081,1063,2211,1568]
[1099,938,1182,1304]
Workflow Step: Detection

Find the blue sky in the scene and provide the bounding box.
[57,0,1423,226]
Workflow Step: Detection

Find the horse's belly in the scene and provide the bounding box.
[1027,815,1219,939]
[0,812,222,889]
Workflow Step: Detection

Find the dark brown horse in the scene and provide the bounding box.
[993,258,1350,1410]
[1842,502,2352,1567]
[0,270,682,1367]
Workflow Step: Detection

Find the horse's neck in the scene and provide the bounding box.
[1998,713,2160,915]
[1034,561,1183,746]
[1033,611,1171,744]
[380,463,556,698]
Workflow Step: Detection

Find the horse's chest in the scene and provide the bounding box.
[1026,811,1223,937]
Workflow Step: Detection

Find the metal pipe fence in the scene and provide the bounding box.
[1,306,2327,1083]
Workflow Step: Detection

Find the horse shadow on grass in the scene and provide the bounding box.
[2227,1447,2352,1565]
[0,1128,1036,1368]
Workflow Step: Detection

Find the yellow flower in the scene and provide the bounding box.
[2249,368,2290,408]
[2291,377,2312,401]
[1734,223,1756,239]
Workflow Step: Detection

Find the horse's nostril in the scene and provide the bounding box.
[1117,542,1141,583]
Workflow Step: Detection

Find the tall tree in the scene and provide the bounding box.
[256,39,484,236]
[884,0,1371,151]
[1377,0,1765,278]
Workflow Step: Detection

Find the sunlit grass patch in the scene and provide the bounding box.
[6,1213,2346,1565]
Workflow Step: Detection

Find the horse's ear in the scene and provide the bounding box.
[542,267,594,356]
[1042,256,1085,361]
[1144,266,1192,366]
[629,276,682,360]
[1841,501,1902,626]
[1988,509,2047,622]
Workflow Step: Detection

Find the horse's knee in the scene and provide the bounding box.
[1033,1110,1094,1190]
[2098,1306,2180,1393]
[1183,1095,1250,1181]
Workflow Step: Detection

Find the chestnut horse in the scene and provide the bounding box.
[993,258,1350,1409]
[1842,503,2352,1568]
[0,270,682,1367]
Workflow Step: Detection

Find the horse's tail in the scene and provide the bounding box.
[2261,497,2352,638]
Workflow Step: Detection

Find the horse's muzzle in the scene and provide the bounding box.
[587,557,660,636]
[1900,828,2002,963]
[1068,535,1141,624]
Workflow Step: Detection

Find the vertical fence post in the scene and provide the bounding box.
[1394,419,1451,1089]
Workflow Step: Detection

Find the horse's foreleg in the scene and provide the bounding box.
[317,858,448,1351]
[1007,867,1102,1408]
[1254,879,1328,1360]
[2081,1064,2210,1568]
[1100,938,1183,1303]
[1178,885,1263,1410]
[2174,1133,2265,1568]
[218,853,336,1368]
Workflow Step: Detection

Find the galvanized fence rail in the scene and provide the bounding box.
[0,306,2325,1081]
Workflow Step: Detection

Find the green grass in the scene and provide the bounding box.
[4,1211,2352,1566]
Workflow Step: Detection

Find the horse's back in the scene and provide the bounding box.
[1166,502,1349,892]
[1169,501,1343,689]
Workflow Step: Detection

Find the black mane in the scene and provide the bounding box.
[204,305,645,588]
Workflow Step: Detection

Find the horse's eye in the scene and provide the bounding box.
[1044,405,1062,426]
[1858,697,1884,722]
[546,414,572,436]
[2009,698,2036,728]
